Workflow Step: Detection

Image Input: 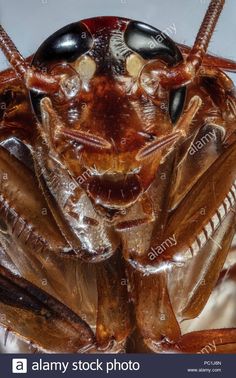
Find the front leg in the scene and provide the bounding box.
[0,141,99,326]
[0,141,133,351]
[158,329,236,354]
[127,140,236,313]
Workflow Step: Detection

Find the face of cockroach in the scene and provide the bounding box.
[30,17,186,210]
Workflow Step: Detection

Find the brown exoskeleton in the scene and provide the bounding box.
[0,0,236,353]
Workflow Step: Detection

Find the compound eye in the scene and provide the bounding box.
[50,64,81,99]
[124,20,186,124]
[126,54,144,78]
[75,56,96,81]
[30,21,93,119]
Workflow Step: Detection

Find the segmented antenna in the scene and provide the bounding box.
[187,0,225,70]
[0,25,28,77]
[0,24,59,93]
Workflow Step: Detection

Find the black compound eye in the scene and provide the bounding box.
[169,87,186,124]
[32,22,93,67]
[124,21,186,124]
[30,21,93,118]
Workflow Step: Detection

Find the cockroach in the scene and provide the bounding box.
[0,0,236,353]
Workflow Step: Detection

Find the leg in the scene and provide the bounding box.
[158,329,236,353]
[126,142,236,335]
[135,238,236,354]
[0,142,98,326]
[131,270,181,352]
[168,208,235,319]
[0,139,132,351]
[127,139,236,272]
[96,251,132,352]
[0,264,95,353]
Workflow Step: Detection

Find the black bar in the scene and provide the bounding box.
[4,353,236,377]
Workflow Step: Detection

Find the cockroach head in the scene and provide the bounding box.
[29,17,187,208]
[30,17,186,124]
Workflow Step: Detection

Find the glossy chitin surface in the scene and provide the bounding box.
[0,10,236,353]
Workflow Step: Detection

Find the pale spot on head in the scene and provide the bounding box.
[75,56,97,81]
[126,53,144,78]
